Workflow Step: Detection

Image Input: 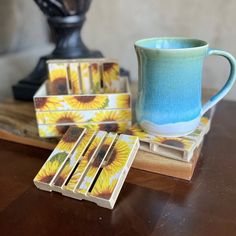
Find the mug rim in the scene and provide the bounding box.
[134,37,208,51]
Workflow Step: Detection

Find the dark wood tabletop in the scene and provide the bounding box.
[0,101,236,236]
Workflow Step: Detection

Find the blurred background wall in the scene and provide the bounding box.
[0,0,236,100]
[0,0,51,99]
[84,0,236,100]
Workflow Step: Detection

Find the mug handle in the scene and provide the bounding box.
[201,48,236,115]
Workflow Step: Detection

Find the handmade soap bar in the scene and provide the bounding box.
[34,126,139,209]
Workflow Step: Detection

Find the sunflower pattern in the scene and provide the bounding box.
[124,124,149,139]
[80,62,91,93]
[116,94,130,108]
[34,60,131,139]
[56,126,85,152]
[76,133,117,194]
[102,139,131,174]
[52,130,95,187]
[64,131,106,191]
[92,110,131,124]
[34,130,139,209]
[38,124,72,137]
[152,137,194,151]
[89,135,138,199]
[124,123,207,155]
[53,160,73,187]
[38,122,131,137]
[34,151,68,184]
[89,110,131,133]
[69,63,81,94]
[102,62,119,92]
[48,63,69,95]
[34,97,63,111]
[64,95,108,110]
[90,63,101,93]
[36,111,85,126]
[34,160,61,184]
[90,172,118,199]
[36,109,130,125]
[85,122,130,134]
[35,91,130,112]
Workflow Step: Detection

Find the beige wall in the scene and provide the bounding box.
[84,0,236,100]
[0,0,48,54]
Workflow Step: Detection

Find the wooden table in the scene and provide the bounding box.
[0,101,236,236]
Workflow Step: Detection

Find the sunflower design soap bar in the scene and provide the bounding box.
[33,59,131,138]
[34,126,140,209]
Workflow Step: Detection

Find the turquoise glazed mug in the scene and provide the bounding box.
[135,37,236,137]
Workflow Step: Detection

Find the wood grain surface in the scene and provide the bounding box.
[0,101,236,235]
[0,100,58,149]
[0,99,201,180]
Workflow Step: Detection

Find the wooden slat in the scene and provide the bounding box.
[76,132,117,195]
[80,62,91,93]
[48,63,70,95]
[33,127,85,190]
[52,130,96,190]
[90,63,101,93]
[69,62,81,94]
[63,131,107,192]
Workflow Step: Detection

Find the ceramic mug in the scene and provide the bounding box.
[135,37,236,137]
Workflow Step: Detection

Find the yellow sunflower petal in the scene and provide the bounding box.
[90,63,101,93]
[64,95,108,110]
[90,171,118,199]
[57,126,84,152]
[92,110,131,123]
[88,122,128,133]
[153,137,193,150]
[90,110,131,133]
[69,63,81,93]
[53,161,74,186]
[64,133,104,190]
[34,160,60,183]
[46,111,84,125]
[103,139,130,174]
[49,67,68,82]
[125,124,149,139]
[103,62,119,82]
[48,66,69,95]
[116,94,130,108]
[34,97,63,111]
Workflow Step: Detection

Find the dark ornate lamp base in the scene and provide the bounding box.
[12,13,129,101]
[12,15,103,101]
